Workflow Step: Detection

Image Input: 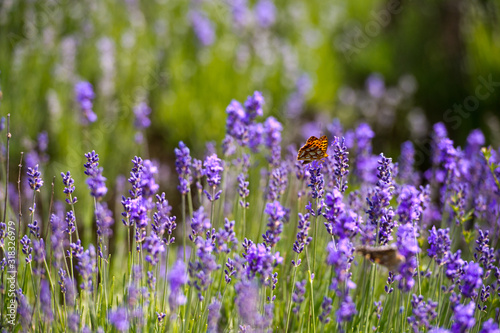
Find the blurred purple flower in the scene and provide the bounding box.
[292,279,307,313]
[75,81,97,123]
[451,301,475,333]
[133,102,151,130]
[190,10,215,46]
[263,116,283,166]
[480,319,500,333]
[40,279,53,323]
[365,73,385,98]
[208,298,222,332]
[319,296,333,324]
[396,223,419,292]
[168,260,188,310]
[254,0,276,28]
[109,307,129,331]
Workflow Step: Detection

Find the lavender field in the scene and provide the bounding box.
[1,0,500,332]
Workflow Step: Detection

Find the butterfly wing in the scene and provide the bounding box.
[297,136,329,163]
[355,245,404,271]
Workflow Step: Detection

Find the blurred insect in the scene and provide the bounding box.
[297,135,329,165]
[355,244,405,271]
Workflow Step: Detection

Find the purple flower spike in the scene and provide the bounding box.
[332,136,350,193]
[203,154,224,201]
[40,279,53,323]
[244,91,264,121]
[396,223,419,292]
[254,0,276,28]
[27,164,44,191]
[109,307,129,331]
[480,319,500,333]
[451,301,475,333]
[263,200,288,247]
[169,260,188,310]
[75,81,97,124]
[84,151,107,199]
[190,10,215,46]
[427,226,451,265]
[175,141,193,195]
[133,102,151,130]
[459,261,483,299]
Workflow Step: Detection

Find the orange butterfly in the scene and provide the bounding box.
[297,135,329,165]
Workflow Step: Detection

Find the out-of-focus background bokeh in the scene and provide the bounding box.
[1,0,499,225]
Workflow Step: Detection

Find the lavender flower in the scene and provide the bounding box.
[139,159,159,199]
[96,202,114,238]
[451,301,475,333]
[243,242,283,282]
[263,116,283,166]
[75,81,97,123]
[366,154,395,245]
[326,238,356,294]
[460,261,483,298]
[399,141,416,184]
[175,141,192,195]
[263,200,288,247]
[291,280,307,313]
[293,212,312,256]
[244,91,264,122]
[143,232,165,266]
[319,297,333,324]
[65,210,76,234]
[308,160,325,199]
[238,173,250,208]
[84,151,107,199]
[73,243,96,291]
[190,10,215,46]
[254,0,276,28]
[397,185,422,225]
[109,307,129,331]
[445,250,465,282]
[475,229,495,278]
[20,235,33,263]
[50,213,66,263]
[203,154,223,201]
[190,206,211,240]
[407,294,438,332]
[396,223,419,292]
[40,279,53,323]
[480,319,500,333]
[332,136,350,192]
[61,171,77,204]
[169,260,188,310]
[153,192,176,243]
[188,233,220,300]
[428,226,451,265]
[27,164,44,191]
[208,299,222,332]
[267,164,288,201]
[133,102,151,130]
[216,218,238,254]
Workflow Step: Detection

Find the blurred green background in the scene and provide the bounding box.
[1,0,499,221]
